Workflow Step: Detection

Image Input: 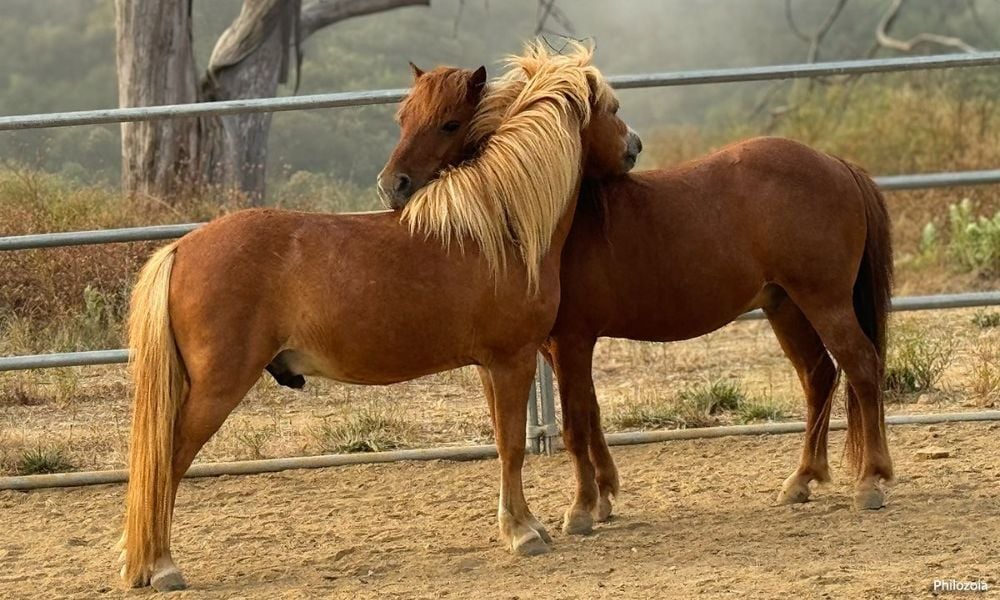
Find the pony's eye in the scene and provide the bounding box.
[441,120,461,133]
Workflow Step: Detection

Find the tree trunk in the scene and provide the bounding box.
[199,0,294,205]
[114,0,431,204]
[200,0,429,205]
[114,0,199,199]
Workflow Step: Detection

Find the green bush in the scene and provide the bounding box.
[884,326,956,395]
[945,199,1000,276]
[15,444,75,475]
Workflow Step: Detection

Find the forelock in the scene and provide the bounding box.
[397,67,471,124]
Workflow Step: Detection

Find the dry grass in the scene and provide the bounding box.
[0,382,48,407]
[607,378,791,431]
[884,324,957,398]
[0,166,372,358]
[308,402,415,454]
[968,340,1000,408]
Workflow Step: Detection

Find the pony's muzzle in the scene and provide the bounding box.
[377,172,414,209]
[625,128,642,170]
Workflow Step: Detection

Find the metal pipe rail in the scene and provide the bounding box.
[737,291,1000,321]
[1,52,999,131]
[3,291,999,373]
[3,169,999,253]
[2,409,997,491]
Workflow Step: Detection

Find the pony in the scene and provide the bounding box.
[119,42,636,591]
[379,56,894,537]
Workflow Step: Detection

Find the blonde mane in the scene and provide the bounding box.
[400,41,610,292]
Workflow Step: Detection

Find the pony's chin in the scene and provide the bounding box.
[376,187,396,210]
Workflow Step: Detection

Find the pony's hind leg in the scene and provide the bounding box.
[549,337,600,534]
[145,365,263,591]
[488,353,553,555]
[792,294,893,509]
[764,296,838,505]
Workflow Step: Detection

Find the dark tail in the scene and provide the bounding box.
[841,160,894,477]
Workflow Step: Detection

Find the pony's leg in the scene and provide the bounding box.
[764,297,838,504]
[793,295,893,509]
[476,366,497,433]
[549,337,600,534]
[541,343,622,524]
[145,367,262,591]
[489,353,552,555]
[588,399,619,522]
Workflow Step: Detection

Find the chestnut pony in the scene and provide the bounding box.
[381,62,894,535]
[120,43,635,590]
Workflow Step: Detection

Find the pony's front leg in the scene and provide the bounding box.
[488,354,553,556]
[548,337,601,534]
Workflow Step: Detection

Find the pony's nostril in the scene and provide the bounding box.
[393,173,411,194]
[635,136,643,154]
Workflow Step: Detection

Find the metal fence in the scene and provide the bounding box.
[2,52,1000,457]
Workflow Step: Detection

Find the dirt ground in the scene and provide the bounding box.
[1,422,998,599]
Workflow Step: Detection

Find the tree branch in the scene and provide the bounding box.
[784,0,811,43]
[785,0,848,63]
[300,0,429,40]
[876,0,978,53]
[535,0,573,36]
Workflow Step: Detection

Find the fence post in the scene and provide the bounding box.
[536,354,559,455]
[526,377,542,454]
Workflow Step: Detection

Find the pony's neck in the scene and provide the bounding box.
[543,177,582,266]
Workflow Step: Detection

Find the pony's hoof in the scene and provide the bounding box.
[151,568,187,592]
[562,508,594,535]
[120,566,149,589]
[593,495,614,522]
[777,483,811,505]
[854,486,886,510]
[513,532,551,557]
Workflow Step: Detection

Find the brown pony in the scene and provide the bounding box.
[119,43,636,591]
[381,60,894,536]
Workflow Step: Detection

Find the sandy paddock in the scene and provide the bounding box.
[1,421,998,599]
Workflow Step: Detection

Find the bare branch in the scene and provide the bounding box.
[876,0,978,54]
[535,0,573,36]
[785,0,848,63]
[784,0,811,43]
[301,0,430,40]
[809,0,848,62]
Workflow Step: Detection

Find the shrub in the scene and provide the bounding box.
[945,199,1000,276]
[16,444,75,475]
[310,403,413,454]
[678,379,746,415]
[972,311,1000,329]
[884,325,955,395]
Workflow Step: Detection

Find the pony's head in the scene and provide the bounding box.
[381,41,640,210]
[377,63,488,208]
[395,41,635,292]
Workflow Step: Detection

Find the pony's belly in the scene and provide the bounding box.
[278,343,469,386]
[596,281,776,343]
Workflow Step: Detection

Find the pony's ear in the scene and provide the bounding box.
[466,66,487,103]
[586,72,601,106]
[409,61,425,81]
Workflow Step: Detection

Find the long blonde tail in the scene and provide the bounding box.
[121,241,186,586]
